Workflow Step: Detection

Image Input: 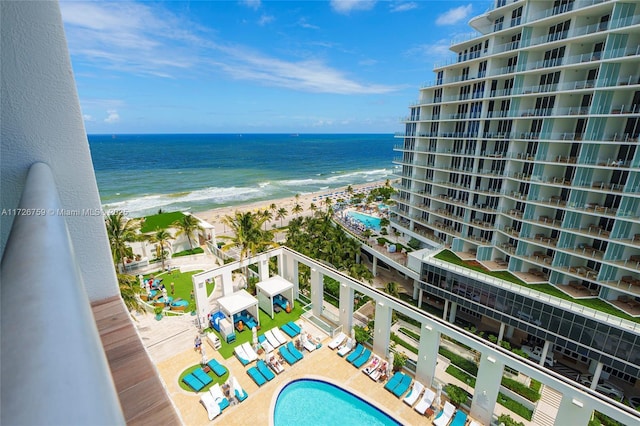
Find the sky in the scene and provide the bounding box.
[60,0,492,134]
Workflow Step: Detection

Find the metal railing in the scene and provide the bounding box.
[0,163,125,425]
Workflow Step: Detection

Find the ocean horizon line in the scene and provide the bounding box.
[88,132,395,136]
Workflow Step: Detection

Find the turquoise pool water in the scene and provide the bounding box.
[274,379,400,426]
[347,211,381,231]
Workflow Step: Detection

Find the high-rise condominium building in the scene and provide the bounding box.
[393,0,640,391]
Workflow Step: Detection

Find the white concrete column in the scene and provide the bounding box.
[470,354,505,425]
[282,253,299,298]
[373,301,392,356]
[415,323,440,387]
[442,299,449,320]
[554,394,593,426]
[417,288,423,308]
[339,282,354,333]
[372,256,378,277]
[412,282,419,299]
[540,340,551,367]
[448,301,458,323]
[591,362,604,390]
[504,325,515,339]
[222,270,233,295]
[257,255,269,281]
[310,268,323,317]
[497,322,505,342]
[194,278,210,329]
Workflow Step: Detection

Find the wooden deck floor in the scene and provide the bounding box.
[92,296,181,425]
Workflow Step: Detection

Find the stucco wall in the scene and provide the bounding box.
[1,1,119,301]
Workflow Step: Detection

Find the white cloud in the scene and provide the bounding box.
[297,17,320,29]
[436,4,473,26]
[390,2,418,13]
[330,0,376,15]
[405,39,454,64]
[240,0,261,10]
[83,114,94,122]
[258,14,274,26]
[104,110,120,123]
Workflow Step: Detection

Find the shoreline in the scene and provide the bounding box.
[193,181,389,236]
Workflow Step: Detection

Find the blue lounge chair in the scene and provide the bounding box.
[287,321,301,334]
[257,360,276,381]
[281,323,297,338]
[206,359,227,377]
[286,341,304,361]
[193,368,213,386]
[183,373,205,391]
[279,346,297,365]
[384,372,404,392]
[247,367,266,386]
[352,348,371,368]
[346,344,364,363]
[393,375,412,398]
[449,410,467,426]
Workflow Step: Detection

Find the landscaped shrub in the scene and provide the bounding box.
[497,414,525,426]
[444,384,471,406]
[501,377,541,402]
[497,393,533,420]
[439,347,478,375]
[390,333,418,354]
[172,247,204,257]
[408,237,421,250]
[446,365,476,387]
[399,327,420,341]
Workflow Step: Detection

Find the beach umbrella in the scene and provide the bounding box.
[351,328,356,340]
[138,274,144,288]
[387,351,394,377]
[252,326,258,351]
[434,382,443,408]
[201,344,208,365]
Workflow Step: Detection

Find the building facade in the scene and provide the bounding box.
[392,0,640,392]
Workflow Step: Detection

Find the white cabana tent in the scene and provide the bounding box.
[217,289,260,328]
[256,275,294,319]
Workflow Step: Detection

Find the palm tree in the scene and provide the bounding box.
[292,203,303,217]
[118,273,146,315]
[150,229,173,271]
[384,281,400,299]
[105,211,142,272]
[309,202,318,214]
[276,207,288,227]
[323,197,332,212]
[346,185,354,199]
[260,209,273,230]
[173,214,204,251]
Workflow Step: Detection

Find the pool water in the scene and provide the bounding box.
[347,211,382,231]
[274,379,400,426]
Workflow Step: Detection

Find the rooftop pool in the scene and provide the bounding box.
[347,211,382,231]
[274,378,400,426]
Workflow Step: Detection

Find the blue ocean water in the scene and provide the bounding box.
[88,134,396,217]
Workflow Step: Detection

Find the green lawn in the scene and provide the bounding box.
[140,211,185,233]
[144,269,211,312]
[434,250,640,324]
[205,302,305,360]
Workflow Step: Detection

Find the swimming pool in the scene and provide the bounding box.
[274,379,400,426]
[347,211,381,231]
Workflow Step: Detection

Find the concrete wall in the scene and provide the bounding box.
[1,1,119,301]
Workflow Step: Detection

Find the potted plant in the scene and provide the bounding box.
[392,351,408,372]
[154,306,164,320]
[444,384,470,407]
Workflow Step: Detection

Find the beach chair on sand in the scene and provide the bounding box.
[392,375,412,398]
[337,338,354,356]
[403,381,424,406]
[352,348,371,368]
[200,391,221,420]
[384,372,403,392]
[414,388,436,414]
[209,384,230,411]
[433,402,456,426]
[279,346,298,365]
[247,367,266,386]
[449,410,468,426]
[281,323,298,338]
[272,328,289,345]
[286,341,304,361]
[328,332,346,350]
[232,376,248,402]
[346,344,364,363]
[257,360,275,381]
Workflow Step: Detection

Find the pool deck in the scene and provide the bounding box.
[154,324,450,425]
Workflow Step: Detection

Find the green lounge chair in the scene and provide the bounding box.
[247,367,266,386]
[346,344,364,363]
[257,360,275,381]
[206,359,227,377]
[286,342,304,361]
[193,368,213,386]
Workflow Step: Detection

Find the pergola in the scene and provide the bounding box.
[256,275,294,319]
[217,289,260,327]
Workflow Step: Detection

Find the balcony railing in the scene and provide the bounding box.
[0,163,125,425]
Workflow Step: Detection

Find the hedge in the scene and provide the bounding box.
[498,393,533,420]
[390,333,418,354]
[446,365,476,387]
[438,347,478,375]
[501,377,541,402]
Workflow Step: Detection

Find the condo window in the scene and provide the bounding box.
[548,20,571,42]
[494,16,504,32]
[511,6,522,27]
[553,0,575,15]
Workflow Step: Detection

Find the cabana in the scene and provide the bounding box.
[217,290,260,330]
[256,275,295,319]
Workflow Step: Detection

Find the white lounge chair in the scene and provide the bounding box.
[240,342,258,362]
[231,376,248,402]
[414,388,436,414]
[362,356,381,375]
[271,327,288,345]
[234,344,251,365]
[328,332,346,349]
[337,338,354,356]
[300,333,317,352]
[264,329,281,348]
[469,421,481,426]
[200,391,221,420]
[403,381,424,406]
[369,361,388,381]
[260,339,274,354]
[433,401,456,426]
[267,355,285,374]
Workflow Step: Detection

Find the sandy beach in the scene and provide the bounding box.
[194,181,389,236]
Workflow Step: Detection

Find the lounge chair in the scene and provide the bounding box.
[192,368,213,386]
[206,359,227,377]
[414,388,436,414]
[240,342,259,363]
[246,367,266,386]
[256,359,276,381]
[209,383,230,411]
[363,356,380,375]
[231,376,248,402]
[272,327,289,345]
[346,344,364,363]
[468,421,481,426]
[258,335,274,353]
[287,321,301,334]
[183,373,205,391]
[392,374,412,398]
[234,345,251,365]
[264,329,281,348]
[384,372,404,392]
[278,346,298,365]
[286,341,304,361]
[369,362,388,381]
[267,355,285,374]
[200,391,221,420]
[433,402,456,426]
[280,323,297,338]
[337,338,354,356]
[352,348,371,368]
[301,336,317,352]
[403,381,424,406]
[449,410,467,426]
[328,332,346,349]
